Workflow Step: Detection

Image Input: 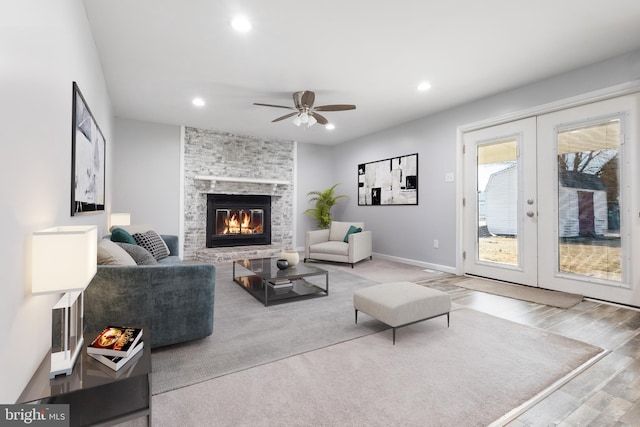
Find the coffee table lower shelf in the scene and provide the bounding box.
[233,258,329,306]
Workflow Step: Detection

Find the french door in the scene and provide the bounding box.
[463,117,538,286]
[463,94,640,306]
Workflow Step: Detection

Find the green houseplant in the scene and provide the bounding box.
[304,184,348,229]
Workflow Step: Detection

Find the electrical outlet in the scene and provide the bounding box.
[445,173,454,183]
[434,240,439,249]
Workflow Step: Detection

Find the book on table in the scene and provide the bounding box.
[268,279,292,289]
[89,341,144,371]
[87,326,143,357]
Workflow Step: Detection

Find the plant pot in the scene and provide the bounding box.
[280,250,300,267]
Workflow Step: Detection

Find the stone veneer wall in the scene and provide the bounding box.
[183,127,295,260]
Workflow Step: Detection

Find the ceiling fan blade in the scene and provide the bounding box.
[272,112,298,122]
[253,102,295,110]
[292,92,303,110]
[314,104,356,112]
[300,91,315,108]
[310,112,328,125]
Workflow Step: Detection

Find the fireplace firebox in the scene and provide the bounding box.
[206,194,271,247]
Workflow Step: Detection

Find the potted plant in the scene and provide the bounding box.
[304,184,348,229]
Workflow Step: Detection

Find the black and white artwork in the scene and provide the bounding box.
[358,153,418,205]
[71,82,105,215]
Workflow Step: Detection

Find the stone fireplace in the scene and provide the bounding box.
[182,127,295,262]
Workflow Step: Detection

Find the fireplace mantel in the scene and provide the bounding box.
[194,175,290,195]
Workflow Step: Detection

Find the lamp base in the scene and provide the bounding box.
[50,337,84,379]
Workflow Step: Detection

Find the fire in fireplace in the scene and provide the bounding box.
[206,194,271,247]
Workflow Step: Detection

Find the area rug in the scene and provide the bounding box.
[441,277,583,309]
[307,257,445,283]
[150,266,388,394]
[150,308,604,427]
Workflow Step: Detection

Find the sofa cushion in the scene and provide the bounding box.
[329,221,365,241]
[97,239,136,266]
[132,230,170,260]
[116,242,158,265]
[110,227,137,245]
[310,241,349,256]
[343,225,362,243]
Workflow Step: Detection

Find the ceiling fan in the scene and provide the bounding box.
[253,91,355,127]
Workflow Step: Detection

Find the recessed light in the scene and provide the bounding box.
[192,97,205,107]
[326,124,335,130]
[231,15,252,32]
[417,81,432,91]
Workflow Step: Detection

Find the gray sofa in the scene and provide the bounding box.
[84,235,216,348]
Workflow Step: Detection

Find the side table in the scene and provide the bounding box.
[17,328,151,427]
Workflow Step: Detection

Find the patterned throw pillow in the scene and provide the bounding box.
[132,230,170,260]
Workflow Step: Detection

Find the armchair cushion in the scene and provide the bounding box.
[329,221,365,242]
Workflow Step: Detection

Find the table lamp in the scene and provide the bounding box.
[110,212,131,228]
[32,225,97,378]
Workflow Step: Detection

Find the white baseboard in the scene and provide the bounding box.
[293,247,457,275]
[372,252,457,275]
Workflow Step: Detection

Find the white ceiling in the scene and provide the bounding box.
[83,0,640,145]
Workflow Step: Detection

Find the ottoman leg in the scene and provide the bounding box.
[355,309,358,324]
[393,328,396,345]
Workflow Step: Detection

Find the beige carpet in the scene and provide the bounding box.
[146,309,603,427]
[448,277,583,309]
[308,257,446,283]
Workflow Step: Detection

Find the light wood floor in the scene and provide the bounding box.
[425,275,640,427]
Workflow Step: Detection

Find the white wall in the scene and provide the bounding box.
[0,0,112,403]
[332,49,640,270]
[113,118,181,235]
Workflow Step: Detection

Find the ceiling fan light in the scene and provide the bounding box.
[292,115,302,126]
[300,112,309,124]
[307,115,317,127]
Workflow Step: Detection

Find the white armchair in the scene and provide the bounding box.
[304,221,372,268]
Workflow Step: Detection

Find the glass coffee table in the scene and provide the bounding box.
[233,257,329,306]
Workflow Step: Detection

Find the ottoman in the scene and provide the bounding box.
[353,281,451,344]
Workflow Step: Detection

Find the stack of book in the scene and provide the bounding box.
[87,326,144,371]
[268,278,293,291]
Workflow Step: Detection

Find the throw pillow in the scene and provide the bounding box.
[132,230,170,260]
[97,239,136,266]
[115,242,158,265]
[109,224,155,235]
[343,225,363,243]
[110,228,137,245]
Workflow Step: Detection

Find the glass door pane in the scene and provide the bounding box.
[556,119,621,282]
[477,138,518,266]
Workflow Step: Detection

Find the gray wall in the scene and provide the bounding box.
[0,0,113,402]
[113,118,181,235]
[332,49,640,270]
[295,143,335,248]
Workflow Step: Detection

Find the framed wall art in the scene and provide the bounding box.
[71,81,105,216]
[358,153,418,205]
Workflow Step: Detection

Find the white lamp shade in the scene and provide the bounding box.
[110,212,131,227]
[32,225,97,295]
